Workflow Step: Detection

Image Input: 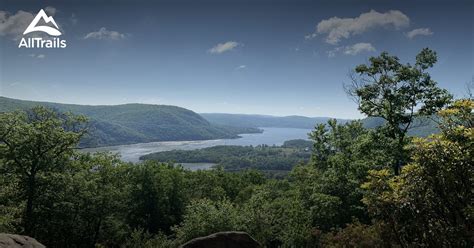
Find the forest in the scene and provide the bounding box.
[0,49,472,247]
[140,139,313,173]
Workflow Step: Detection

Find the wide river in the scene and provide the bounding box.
[81,127,312,163]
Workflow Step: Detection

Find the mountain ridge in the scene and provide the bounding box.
[0,97,261,148]
[200,113,351,129]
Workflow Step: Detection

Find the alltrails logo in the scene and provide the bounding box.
[18,9,67,48]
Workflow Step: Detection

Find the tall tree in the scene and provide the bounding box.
[362,99,473,246]
[346,48,452,174]
[0,106,87,235]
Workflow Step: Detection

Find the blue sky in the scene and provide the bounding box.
[0,0,472,119]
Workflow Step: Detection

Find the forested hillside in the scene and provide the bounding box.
[0,97,261,147]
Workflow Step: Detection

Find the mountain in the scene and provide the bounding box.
[0,97,261,148]
[202,113,438,137]
[200,113,351,129]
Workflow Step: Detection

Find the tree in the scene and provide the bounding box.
[0,106,87,235]
[32,152,130,247]
[126,161,187,235]
[346,48,452,174]
[362,99,473,246]
[299,120,393,230]
[173,198,242,244]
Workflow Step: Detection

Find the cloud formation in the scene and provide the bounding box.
[236,65,246,70]
[84,27,127,40]
[406,28,433,39]
[0,7,59,40]
[208,41,240,54]
[0,10,35,39]
[343,42,376,55]
[328,42,376,57]
[310,10,410,44]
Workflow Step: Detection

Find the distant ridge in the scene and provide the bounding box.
[200,113,351,129]
[200,113,438,137]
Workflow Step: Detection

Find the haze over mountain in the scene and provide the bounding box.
[201,113,351,129]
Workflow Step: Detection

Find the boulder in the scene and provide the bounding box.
[180,231,261,248]
[0,234,45,248]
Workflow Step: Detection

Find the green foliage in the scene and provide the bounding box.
[0,106,87,235]
[240,180,313,247]
[173,199,242,244]
[141,144,311,172]
[184,168,265,202]
[348,48,452,173]
[34,152,130,247]
[126,161,187,234]
[362,99,474,246]
[291,120,394,230]
[0,97,261,147]
[320,221,388,248]
[282,139,314,149]
[123,229,175,248]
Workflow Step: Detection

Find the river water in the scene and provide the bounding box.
[81,127,312,165]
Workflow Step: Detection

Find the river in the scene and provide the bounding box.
[81,127,312,165]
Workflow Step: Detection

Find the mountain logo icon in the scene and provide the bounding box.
[23,9,62,36]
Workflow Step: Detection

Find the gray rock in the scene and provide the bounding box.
[0,234,45,248]
[180,231,261,248]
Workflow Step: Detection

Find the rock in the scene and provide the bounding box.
[180,231,261,248]
[0,234,45,248]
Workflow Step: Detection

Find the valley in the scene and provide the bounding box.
[82,127,312,163]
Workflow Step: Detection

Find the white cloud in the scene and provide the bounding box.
[208,41,240,54]
[0,7,58,40]
[84,27,127,40]
[310,10,410,44]
[406,28,433,39]
[343,42,376,55]
[328,42,376,57]
[235,65,246,70]
[0,10,34,39]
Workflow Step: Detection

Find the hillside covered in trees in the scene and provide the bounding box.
[0,97,261,148]
[0,49,472,247]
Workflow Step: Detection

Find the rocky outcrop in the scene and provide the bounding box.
[0,234,45,248]
[180,231,261,248]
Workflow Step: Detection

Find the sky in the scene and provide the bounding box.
[0,0,472,119]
